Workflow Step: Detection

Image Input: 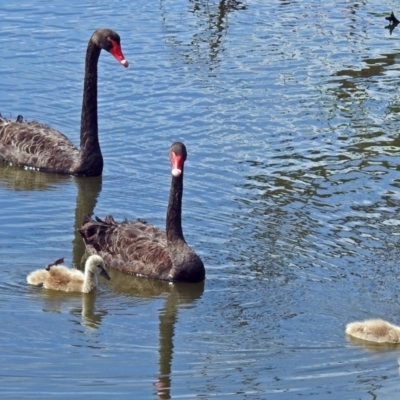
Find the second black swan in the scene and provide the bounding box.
[79,142,205,283]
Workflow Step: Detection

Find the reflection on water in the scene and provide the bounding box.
[346,334,400,353]
[28,287,107,330]
[0,163,72,191]
[103,267,205,400]
[154,281,204,400]
[333,52,400,95]
[27,262,204,400]
[0,163,102,268]
[161,0,246,69]
[71,176,102,268]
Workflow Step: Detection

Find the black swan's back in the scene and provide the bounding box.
[0,118,79,173]
[80,215,175,280]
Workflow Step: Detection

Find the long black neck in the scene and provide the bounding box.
[166,169,185,243]
[78,40,103,175]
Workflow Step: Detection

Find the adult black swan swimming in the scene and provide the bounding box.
[79,142,206,283]
[0,28,129,176]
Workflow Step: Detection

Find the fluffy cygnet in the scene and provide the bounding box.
[27,255,110,293]
[345,319,400,344]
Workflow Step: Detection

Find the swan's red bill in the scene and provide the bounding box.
[171,151,183,177]
[108,38,129,68]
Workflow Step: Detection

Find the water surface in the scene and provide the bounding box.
[1,0,400,398]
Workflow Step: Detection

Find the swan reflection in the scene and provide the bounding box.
[0,164,103,268]
[28,288,108,330]
[103,268,205,399]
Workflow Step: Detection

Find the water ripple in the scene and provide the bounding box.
[2,0,400,398]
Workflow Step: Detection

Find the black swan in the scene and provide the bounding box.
[79,142,206,283]
[0,28,128,176]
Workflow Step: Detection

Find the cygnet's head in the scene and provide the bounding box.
[86,255,110,280]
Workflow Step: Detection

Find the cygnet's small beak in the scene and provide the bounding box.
[100,267,111,281]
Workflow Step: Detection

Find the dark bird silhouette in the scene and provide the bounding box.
[385,12,399,35]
